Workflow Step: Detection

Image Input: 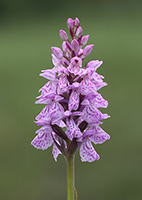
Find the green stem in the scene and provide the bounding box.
[67,154,75,200]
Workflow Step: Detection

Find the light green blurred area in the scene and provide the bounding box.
[0,1,142,200]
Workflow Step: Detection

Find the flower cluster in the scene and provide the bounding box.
[31,17,110,162]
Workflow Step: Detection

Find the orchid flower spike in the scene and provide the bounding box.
[31,17,110,163]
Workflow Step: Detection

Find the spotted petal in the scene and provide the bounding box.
[68,89,80,111]
[35,96,53,104]
[80,78,96,95]
[68,65,84,76]
[36,105,50,121]
[38,81,58,98]
[91,72,107,91]
[58,74,68,94]
[40,69,56,80]
[90,126,110,144]
[82,106,110,123]
[31,126,53,150]
[49,101,64,120]
[66,118,82,140]
[80,140,100,162]
[92,94,108,108]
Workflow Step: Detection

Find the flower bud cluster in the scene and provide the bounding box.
[31,17,110,162]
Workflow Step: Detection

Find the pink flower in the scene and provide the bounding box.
[31,17,110,162]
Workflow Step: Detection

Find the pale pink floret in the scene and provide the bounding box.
[59,30,68,41]
[31,126,53,150]
[71,39,80,53]
[52,54,62,67]
[51,47,63,59]
[36,81,57,98]
[90,126,110,144]
[66,118,82,140]
[80,140,100,162]
[40,69,56,81]
[74,17,80,27]
[81,35,90,47]
[62,41,68,52]
[68,57,84,76]
[81,93,108,109]
[82,125,110,144]
[83,44,94,57]
[75,26,82,38]
[68,89,80,111]
[80,78,96,95]
[36,105,50,121]
[67,18,74,29]
[58,74,68,94]
[82,105,110,124]
[49,101,64,121]
[86,60,103,70]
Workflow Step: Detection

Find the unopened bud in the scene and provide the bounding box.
[59,30,68,41]
[71,39,80,53]
[83,44,94,57]
[67,18,74,29]
[78,120,88,132]
[52,54,61,66]
[51,124,69,141]
[51,47,63,59]
[81,35,90,46]
[75,26,82,38]
[62,41,67,52]
[74,17,80,27]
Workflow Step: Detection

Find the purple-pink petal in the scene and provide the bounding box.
[49,101,64,120]
[86,60,103,70]
[90,126,110,144]
[83,44,94,57]
[35,96,53,105]
[66,118,82,140]
[84,93,108,109]
[80,78,96,95]
[74,17,80,27]
[81,35,90,47]
[38,81,57,98]
[40,70,56,80]
[82,106,110,123]
[68,65,84,76]
[91,94,108,108]
[58,74,68,94]
[75,26,82,38]
[51,47,63,59]
[36,105,50,121]
[71,39,80,53]
[31,128,53,150]
[52,54,62,67]
[68,89,80,111]
[80,140,100,162]
[59,30,68,41]
[67,18,74,29]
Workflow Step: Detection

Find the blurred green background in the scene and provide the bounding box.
[0,0,142,199]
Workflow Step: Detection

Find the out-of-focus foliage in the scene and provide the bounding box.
[0,1,142,200]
